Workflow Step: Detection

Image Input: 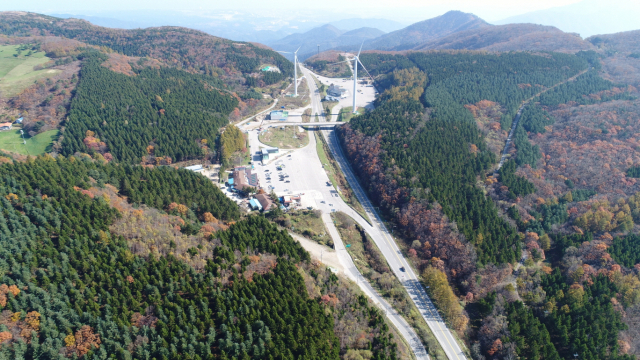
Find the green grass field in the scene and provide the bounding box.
[0,45,61,97]
[259,126,309,149]
[339,106,366,122]
[0,127,59,155]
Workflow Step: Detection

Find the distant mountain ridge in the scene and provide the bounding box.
[321,10,602,56]
[266,24,385,61]
[363,10,490,51]
[495,0,640,38]
[412,23,594,53]
[328,18,405,33]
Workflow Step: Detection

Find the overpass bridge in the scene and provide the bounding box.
[262,121,343,127]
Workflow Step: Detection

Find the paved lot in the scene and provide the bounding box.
[237,66,435,360]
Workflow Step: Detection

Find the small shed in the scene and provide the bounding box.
[184,165,204,173]
[249,199,263,211]
[270,111,289,121]
[0,122,13,131]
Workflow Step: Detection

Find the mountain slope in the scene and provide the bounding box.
[363,10,490,51]
[412,23,595,53]
[0,11,293,79]
[588,29,640,54]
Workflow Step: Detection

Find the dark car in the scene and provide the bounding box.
[399,267,406,272]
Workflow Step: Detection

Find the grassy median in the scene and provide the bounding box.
[314,131,370,223]
[331,211,448,360]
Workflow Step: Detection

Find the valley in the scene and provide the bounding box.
[0,7,639,360]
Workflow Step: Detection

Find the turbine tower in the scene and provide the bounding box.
[329,43,375,114]
[327,41,375,114]
[277,46,301,97]
[351,44,362,114]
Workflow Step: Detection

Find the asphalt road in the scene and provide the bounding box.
[240,75,430,360]
[301,65,469,360]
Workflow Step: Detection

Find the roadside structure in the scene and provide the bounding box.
[255,193,275,210]
[230,167,259,192]
[325,84,346,101]
[270,110,289,121]
[0,122,13,131]
[249,198,263,210]
[184,164,204,174]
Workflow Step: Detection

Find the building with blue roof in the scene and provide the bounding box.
[249,199,263,211]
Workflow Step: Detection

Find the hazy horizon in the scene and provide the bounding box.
[1,0,637,41]
[0,0,586,23]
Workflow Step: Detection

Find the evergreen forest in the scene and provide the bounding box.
[342,50,640,359]
[0,155,398,359]
[61,52,238,164]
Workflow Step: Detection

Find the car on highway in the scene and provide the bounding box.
[287,154,291,157]
[326,182,331,186]
[400,267,406,272]
[329,204,333,206]
[285,180,290,183]
[331,209,336,212]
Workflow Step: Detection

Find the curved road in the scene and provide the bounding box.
[242,101,428,359]
[301,65,468,360]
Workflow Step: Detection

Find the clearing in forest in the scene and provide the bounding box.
[0,127,58,155]
[0,45,60,98]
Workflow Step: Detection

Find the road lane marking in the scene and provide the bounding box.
[308,68,462,359]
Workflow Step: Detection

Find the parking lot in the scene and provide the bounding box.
[248,129,344,213]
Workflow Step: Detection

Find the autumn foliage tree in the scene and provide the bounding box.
[422,266,469,332]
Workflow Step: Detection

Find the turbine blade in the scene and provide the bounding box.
[357,58,375,83]
[357,42,364,57]
[295,46,301,54]
[276,50,292,54]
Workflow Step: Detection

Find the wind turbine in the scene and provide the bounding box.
[329,43,376,114]
[277,46,301,97]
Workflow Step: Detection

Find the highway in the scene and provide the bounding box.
[261,121,340,127]
[301,65,469,360]
[241,73,430,360]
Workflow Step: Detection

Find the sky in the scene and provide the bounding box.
[1,0,585,22]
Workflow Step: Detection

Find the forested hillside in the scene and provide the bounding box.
[0,154,403,359]
[0,11,295,149]
[0,12,293,81]
[61,52,237,164]
[340,49,640,358]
